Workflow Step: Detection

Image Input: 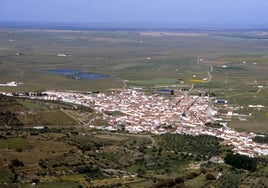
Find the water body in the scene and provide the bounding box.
[155,89,171,93]
[44,69,109,80]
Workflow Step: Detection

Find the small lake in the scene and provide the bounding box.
[44,69,109,80]
[155,89,171,93]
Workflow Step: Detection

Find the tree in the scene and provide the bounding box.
[224,153,256,171]
[205,173,216,180]
[39,159,47,169]
[253,135,268,144]
[10,159,24,167]
[137,168,146,177]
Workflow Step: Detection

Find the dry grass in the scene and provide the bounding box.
[90,177,144,187]
[228,120,268,134]
[0,136,72,166]
[189,79,206,83]
[18,110,77,127]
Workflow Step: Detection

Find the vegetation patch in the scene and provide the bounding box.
[156,134,222,157]
[104,111,125,117]
[18,110,77,127]
[128,78,178,87]
[0,111,24,127]
[92,119,109,126]
[0,95,25,112]
[205,122,223,129]
[188,79,206,83]
[253,135,268,144]
[224,153,256,171]
[0,137,29,151]
[0,168,13,183]
[17,99,49,110]
[60,174,86,182]
[218,54,265,63]
[38,182,80,188]
[7,137,29,151]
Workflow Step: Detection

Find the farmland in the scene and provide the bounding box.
[1,29,268,133]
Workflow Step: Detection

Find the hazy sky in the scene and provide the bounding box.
[0,0,267,26]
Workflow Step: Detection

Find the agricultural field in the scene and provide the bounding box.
[2,29,268,134]
[0,30,267,92]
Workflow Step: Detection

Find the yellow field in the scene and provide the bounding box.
[90,177,144,186]
[188,79,206,83]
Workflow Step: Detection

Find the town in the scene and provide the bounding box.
[2,88,268,158]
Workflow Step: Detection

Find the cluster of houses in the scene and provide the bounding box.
[0,81,22,87]
[38,89,268,157]
[1,89,268,157]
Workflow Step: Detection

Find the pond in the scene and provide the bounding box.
[44,69,109,80]
[155,89,171,93]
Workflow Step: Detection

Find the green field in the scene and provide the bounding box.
[17,110,77,127]
[0,137,29,151]
[38,182,80,188]
[17,99,49,110]
[0,30,265,91]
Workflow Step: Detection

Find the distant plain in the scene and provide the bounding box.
[0,29,268,133]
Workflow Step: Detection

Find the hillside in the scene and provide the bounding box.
[0,95,267,187]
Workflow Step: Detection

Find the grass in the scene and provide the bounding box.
[90,177,144,187]
[0,168,13,183]
[0,139,9,149]
[125,179,154,188]
[18,110,77,127]
[0,137,29,151]
[0,133,72,165]
[128,78,179,87]
[184,173,206,187]
[47,152,84,168]
[1,30,267,109]
[60,174,86,182]
[102,151,123,164]
[17,99,49,110]
[92,119,109,126]
[228,120,268,134]
[217,54,267,63]
[0,30,214,91]
[7,137,29,151]
[38,182,80,188]
[188,79,206,83]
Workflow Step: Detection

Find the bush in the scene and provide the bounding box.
[224,153,256,171]
[253,135,268,144]
[10,159,24,167]
[205,173,216,180]
[76,165,102,178]
[152,176,184,188]
[39,159,47,169]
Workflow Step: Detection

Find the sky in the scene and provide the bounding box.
[0,0,268,26]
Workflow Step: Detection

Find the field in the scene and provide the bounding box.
[0,137,29,151]
[1,29,268,133]
[0,30,265,92]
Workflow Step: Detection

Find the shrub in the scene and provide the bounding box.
[224,153,256,171]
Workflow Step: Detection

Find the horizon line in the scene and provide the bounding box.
[1,21,268,31]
